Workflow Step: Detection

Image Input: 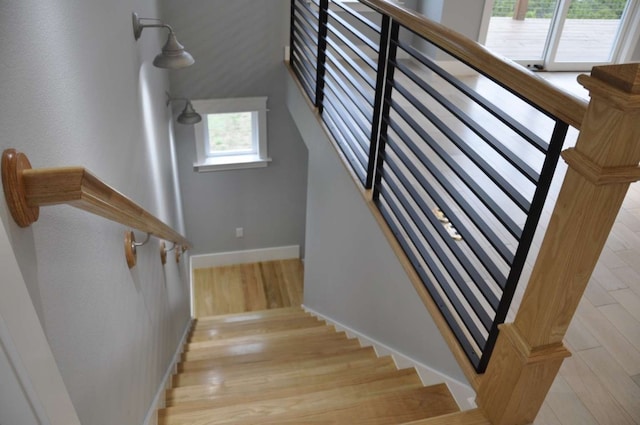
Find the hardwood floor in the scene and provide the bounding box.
[192,259,303,317]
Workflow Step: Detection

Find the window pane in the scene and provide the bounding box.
[207,112,254,155]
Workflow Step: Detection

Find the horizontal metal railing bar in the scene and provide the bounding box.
[381,168,499,320]
[325,64,374,121]
[292,25,318,67]
[326,37,377,89]
[325,23,378,70]
[325,50,375,106]
[293,14,320,48]
[291,48,317,93]
[389,99,524,240]
[327,8,379,52]
[324,102,370,169]
[394,60,540,184]
[382,136,510,286]
[378,191,488,349]
[323,110,369,184]
[360,0,587,129]
[291,55,316,103]
[330,0,381,32]
[377,199,482,368]
[392,80,532,215]
[324,77,372,137]
[384,129,514,269]
[293,11,319,44]
[294,0,320,22]
[397,41,551,153]
[323,85,371,155]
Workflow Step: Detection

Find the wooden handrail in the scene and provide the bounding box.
[359,0,588,129]
[2,149,190,267]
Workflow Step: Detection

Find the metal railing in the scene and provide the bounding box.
[290,0,584,373]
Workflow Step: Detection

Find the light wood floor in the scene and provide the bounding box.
[192,259,304,317]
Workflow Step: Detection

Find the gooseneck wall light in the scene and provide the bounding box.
[132,12,194,69]
[167,94,202,125]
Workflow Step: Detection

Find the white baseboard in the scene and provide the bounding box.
[302,305,477,410]
[142,319,192,425]
[190,245,300,269]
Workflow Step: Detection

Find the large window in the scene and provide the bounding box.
[192,97,270,172]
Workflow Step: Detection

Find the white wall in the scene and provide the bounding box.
[162,0,309,256]
[0,0,191,424]
[285,74,469,384]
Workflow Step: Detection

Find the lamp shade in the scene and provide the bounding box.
[153,32,195,69]
[177,101,202,125]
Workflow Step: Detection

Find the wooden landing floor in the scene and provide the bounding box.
[192,259,304,317]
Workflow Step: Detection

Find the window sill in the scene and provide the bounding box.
[194,155,272,172]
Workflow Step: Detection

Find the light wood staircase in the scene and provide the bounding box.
[158,307,465,425]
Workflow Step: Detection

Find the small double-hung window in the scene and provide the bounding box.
[192,97,270,172]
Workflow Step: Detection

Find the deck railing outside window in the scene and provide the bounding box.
[290,0,580,373]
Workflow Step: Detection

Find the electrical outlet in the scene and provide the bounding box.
[235,227,244,238]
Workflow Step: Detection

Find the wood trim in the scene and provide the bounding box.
[358,0,588,129]
[1,149,190,248]
[562,148,640,185]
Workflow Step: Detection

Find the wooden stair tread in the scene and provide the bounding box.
[173,349,390,387]
[159,384,459,425]
[192,310,313,332]
[189,316,324,341]
[161,367,422,416]
[186,325,337,351]
[400,408,489,425]
[167,361,414,407]
[195,307,304,323]
[182,329,351,361]
[179,337,362,372]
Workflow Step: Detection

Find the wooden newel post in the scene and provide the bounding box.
[477,63,640,425]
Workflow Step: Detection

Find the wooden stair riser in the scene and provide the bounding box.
[192,310,312,330]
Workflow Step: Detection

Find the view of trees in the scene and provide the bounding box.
[492,0,628,19]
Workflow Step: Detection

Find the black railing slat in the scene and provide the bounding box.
[397,40,550,153]
[377,200,482,368]
[329,0,381,32]
[390,100,524,240]
[323,102,370,168]
[323,107,368,184]
[325,37,376,88]
[327,8,379,52]
[384,131,515,268]
[326,22,378,70]
[382,137,511,285]
[323,85,371,154]
[381,170,499,320]
[324,79,372,139]
[325,50,375,106]
[324,65,373,122]
[378,192,489,350]
[393,81,532,215]
[394,61,540,184]
[293,14,319,49]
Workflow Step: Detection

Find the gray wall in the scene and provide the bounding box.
[0,0,191,424]
[285,74,468,384]
[162,0,309,256]
[0,343,39,425]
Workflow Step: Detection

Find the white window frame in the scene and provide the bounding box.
[192,97,271,172]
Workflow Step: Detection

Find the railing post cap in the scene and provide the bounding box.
[590,63,640,95]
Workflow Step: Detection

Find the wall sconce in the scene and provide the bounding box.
[132,12,194,69]
[167,94,202,125]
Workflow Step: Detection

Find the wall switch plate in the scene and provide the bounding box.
[236,227,244,238]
